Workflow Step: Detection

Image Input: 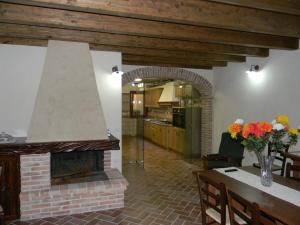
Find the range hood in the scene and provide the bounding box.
[158,82,179,103]
[27,40,108,142]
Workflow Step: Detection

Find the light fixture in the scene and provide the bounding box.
[246,65,259,76]
[246,64,263,84]
[134,78,142,82]
[137,83,144,88]
[112,65,123,76]
[179,85,183,89]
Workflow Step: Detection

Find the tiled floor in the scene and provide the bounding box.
[9,136,203,225]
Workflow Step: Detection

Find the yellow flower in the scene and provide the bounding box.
[289,128,299,136]
[276,115,289,126]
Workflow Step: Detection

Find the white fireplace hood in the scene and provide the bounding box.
[158,82,179,103]
[27,40,108,142]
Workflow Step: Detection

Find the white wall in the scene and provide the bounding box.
[122,65,214,85]
[213,42,300,165]
[0,44,122,171]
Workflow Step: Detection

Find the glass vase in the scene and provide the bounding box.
[256,152,274,187]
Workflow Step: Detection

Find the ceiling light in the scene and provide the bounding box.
[112,65,124,76]
[134,78,142,82]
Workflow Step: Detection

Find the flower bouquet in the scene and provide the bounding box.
[228,115,299,186]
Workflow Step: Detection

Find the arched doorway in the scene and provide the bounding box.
[122,67,213,156]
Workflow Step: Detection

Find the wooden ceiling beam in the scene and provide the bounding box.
[208,0,300,16]
[93,45,246,62]
[0,23,269,57]
[122,60,213,70]
[0,35,245,62]
[122,54,227,67]
[0,3,298,49]
[4,0,300,37]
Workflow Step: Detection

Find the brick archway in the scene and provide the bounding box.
[122,67,213,156]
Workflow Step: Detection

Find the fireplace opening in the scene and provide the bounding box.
[51,150,108,185]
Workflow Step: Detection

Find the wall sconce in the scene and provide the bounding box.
[112,65,123,76]
[246,65,259,76]
[246,64,263,83]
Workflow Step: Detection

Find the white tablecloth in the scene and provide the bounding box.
[215,167,300,207]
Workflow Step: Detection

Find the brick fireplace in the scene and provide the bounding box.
[0,136,127,221]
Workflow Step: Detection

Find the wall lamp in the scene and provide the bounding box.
[246,65,259,76]
[112,65,124,76]
[246,64,264,84]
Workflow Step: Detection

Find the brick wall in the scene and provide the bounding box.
[20,153,127,220]
[122,66,213,155]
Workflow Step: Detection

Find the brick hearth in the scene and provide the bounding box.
[19,151,128,220]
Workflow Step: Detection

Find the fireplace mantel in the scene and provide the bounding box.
[0,135,119,155]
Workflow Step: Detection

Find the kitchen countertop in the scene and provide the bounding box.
[144,118,173,126]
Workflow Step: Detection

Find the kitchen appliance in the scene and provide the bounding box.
[172,107,185,128]
[185,107,201,158]
[173,107,202,157]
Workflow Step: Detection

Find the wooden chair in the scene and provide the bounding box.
[286,162,300,181]
[194,171,228,225]
[227,189,259,225]
[253,143,289,176]
[0,166,4,225]
[203,132,244,170]
[227,189,278,225]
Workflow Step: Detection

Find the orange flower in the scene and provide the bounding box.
[242,124,250,138]
[228,123,242,139]
[258,121,272,133]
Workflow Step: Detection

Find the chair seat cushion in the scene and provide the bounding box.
[206,207,246,225]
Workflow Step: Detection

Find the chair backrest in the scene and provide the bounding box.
[286,162,300,181]
[195,172,227,225]
[227,189,260,225]
[219,132,244,158]
[268,143,290,176]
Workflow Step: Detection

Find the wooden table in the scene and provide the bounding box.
[196,167,300,225]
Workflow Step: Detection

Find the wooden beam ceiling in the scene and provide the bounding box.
[0,36,245,63]
[123,54,227,68]
[122,60,213,70]
[0,23,269,57]
[208,0,300,16]
[0,0,299,69]
[4,0,300,37]
[0,3,297,49]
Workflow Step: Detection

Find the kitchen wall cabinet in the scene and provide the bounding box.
[145,88,163,107]
[175,86,182,97]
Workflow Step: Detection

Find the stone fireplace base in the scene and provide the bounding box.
[20,152,127,220]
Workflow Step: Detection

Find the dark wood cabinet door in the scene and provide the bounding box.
[0,153,20,221]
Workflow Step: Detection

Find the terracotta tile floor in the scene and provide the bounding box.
[9,136,203,225]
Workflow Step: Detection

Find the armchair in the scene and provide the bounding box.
[203,132,244,169]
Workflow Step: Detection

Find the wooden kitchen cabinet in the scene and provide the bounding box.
[169,127,185,153]
[175,86,183,97]
[144,121,152,140]
[145,88,163,107]
[143,122,185,153]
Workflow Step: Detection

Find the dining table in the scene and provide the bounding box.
[195,167,300,225]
